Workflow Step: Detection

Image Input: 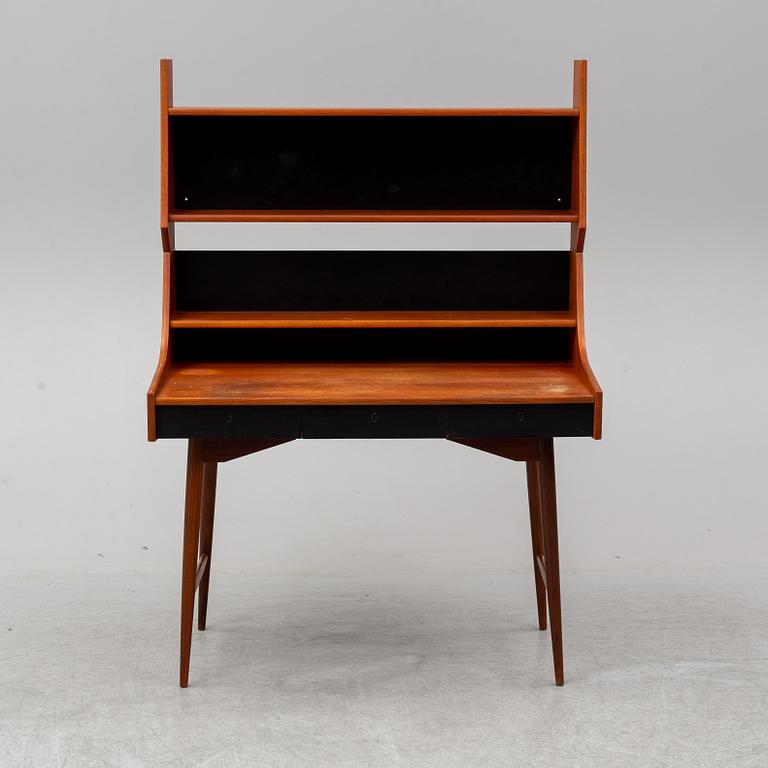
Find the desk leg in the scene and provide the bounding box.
[537,437,564,686]
[526,460,547,631]
[180,439,204,688]
[197,461,218,631]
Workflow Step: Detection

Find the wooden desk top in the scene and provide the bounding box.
[155,361,594,407]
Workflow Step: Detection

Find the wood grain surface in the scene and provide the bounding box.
[155,361,594,406]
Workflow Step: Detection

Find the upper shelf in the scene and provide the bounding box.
[168,107,580,117]
[160,60,587,230]
[169,210,578,223]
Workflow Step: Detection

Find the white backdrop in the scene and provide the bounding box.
[1,0,766,578]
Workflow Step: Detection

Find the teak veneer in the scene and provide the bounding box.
[155,361,594,406]
[169,310,578,329]
[147,59,602,688]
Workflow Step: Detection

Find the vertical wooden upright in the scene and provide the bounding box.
[160,59,174,254]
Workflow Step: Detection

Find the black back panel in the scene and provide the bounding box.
[171,327,572,363]
[170,116,574,211]
[174,251,571,312]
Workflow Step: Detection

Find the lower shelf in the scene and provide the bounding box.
[154,361,594,406]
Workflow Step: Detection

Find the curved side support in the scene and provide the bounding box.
[570,250,602,438]
[147,251,173,441]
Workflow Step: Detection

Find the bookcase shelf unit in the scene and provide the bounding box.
[147,59,602,688]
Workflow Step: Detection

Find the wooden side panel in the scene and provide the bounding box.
[570,60,587,252]
[150,59,175,441]
[160,59,174,252]
[567,61,600,438]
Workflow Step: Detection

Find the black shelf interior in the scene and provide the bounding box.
[174,250,571,312]
[171,116,574,211]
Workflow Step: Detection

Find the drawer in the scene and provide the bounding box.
[155,406,301,439]
[155,404,594,439]
[301,406,446,438]
[444,404,594,438]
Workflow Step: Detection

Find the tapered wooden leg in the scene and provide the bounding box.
[180,439,205,688]
[526,460,547,631]
[197,461,218,631]
[537,437,564,686]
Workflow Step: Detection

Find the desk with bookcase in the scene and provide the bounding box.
[148,59,602,687]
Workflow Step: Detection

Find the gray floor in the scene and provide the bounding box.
[1,567,767,767]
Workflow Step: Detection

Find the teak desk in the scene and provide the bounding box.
[147,59,602,687]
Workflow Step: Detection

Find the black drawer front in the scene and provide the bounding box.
[155,406,301,439]
[444,404,593,438]
[302,406,446,438]
[155,404,593,439]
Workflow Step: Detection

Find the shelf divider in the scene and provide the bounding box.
[168,107,580,117]
[170,210,579,223]
[170,310,577,329]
